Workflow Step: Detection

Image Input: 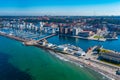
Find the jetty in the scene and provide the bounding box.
[0,32,27,42]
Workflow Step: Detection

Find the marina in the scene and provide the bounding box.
[0,28,86,56]
[0,28,49,40]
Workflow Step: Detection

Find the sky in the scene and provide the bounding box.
[0,0,120,16]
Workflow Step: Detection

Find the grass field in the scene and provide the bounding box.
[94,36,104,39]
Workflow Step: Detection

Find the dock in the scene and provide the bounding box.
[86,46,97,54]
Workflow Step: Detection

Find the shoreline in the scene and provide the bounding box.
[47,50,112,80]
[0,32,27,42]
[59,35,106,41]
[47,50,119,80]
[0,32,120,80]
[24,41,120,80]
[59,35,118,41]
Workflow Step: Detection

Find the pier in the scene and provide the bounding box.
[86,46,97,54]
[36,34,56,42]
[24,34,56,45]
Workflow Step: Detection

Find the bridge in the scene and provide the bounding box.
[36,34,56,43]
[24,34,56,45]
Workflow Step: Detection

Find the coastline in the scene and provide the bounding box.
[46,50,119,80]
[22,42,120,80]
[59,35,118,41]
[47,50,112,80]
[0,32,120,80]
[59,35,106,41]
[0,32,27,42]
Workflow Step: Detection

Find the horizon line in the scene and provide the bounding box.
[0,15,120,17]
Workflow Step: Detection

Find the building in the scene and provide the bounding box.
[43,27,59,34]
[100,52,120,63]
[74,51,86,56]
[64,27,69,34]
[68,28,73,35]
[73,27,83,35]
[59,26,64,34]
[59,26,72,35]
[82,26,98,34]
[46,43,54,48]
[56,45,68,51]
[104,32,117,39]
[78,31,93,37]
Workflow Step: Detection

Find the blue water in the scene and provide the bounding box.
[0,36,109,80]
[47,35,120,52]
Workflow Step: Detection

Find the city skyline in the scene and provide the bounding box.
[0,0,120,16]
